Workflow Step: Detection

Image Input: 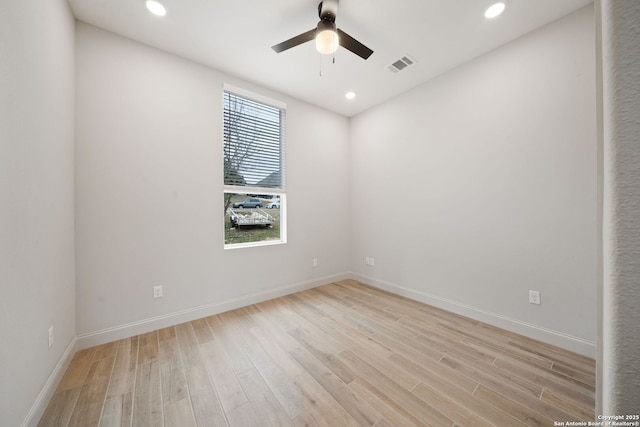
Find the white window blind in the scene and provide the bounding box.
[223,90,285,190]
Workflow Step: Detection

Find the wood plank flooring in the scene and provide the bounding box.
[39,280,595,426]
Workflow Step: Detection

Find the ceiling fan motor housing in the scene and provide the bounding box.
[316,19,337,34]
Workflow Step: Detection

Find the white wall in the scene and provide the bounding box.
[349,6,597,356]
[74,23,351,346]
[600,0,640,415]
[0,0,77,425]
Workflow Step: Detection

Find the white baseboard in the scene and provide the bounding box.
[21,337,77,427]
[351,272,596,358]
[77,272,350,350]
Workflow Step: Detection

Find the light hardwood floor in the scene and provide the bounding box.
[39,280,595,426]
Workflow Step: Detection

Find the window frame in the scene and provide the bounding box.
[222,84,287,249]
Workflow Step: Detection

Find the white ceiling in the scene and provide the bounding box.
[67,0,592,117]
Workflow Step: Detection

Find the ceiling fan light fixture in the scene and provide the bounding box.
[484,2,505,19]
[315,21,339,55]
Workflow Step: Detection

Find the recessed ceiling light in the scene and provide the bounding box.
[345,91,356,100]
[146,0,167,16]
[484,2,505,19]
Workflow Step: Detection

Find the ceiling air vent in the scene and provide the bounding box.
[388,56,414,73]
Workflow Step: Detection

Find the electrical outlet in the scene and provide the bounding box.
[369,257,375,266]
[153,285,163,299]
[313,258,318,267]
[48,326,54,349]
[529,290,541,305]
[365,257,370,265]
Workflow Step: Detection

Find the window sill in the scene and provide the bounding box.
[224,239,286,250]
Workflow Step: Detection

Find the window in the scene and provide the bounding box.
[223,86,286,248]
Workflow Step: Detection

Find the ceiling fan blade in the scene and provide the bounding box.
[271,29,316,53]
[337,28,373,59]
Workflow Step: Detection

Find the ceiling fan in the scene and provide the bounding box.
[271,0,373,60]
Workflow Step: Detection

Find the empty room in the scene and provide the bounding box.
[2,0,639,426]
